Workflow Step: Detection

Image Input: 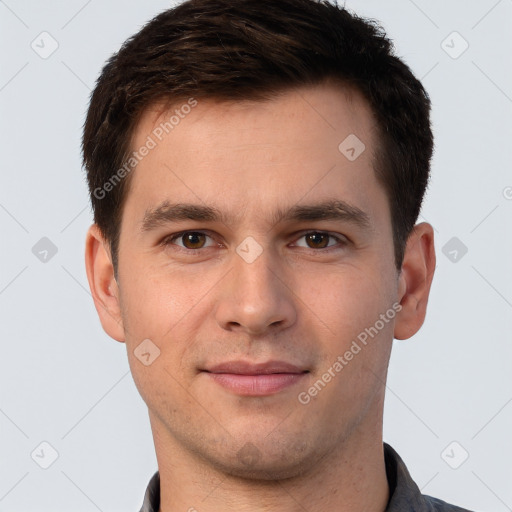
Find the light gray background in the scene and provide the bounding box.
[1,1,511,511]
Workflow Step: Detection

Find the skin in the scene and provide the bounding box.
[85,81,435,512]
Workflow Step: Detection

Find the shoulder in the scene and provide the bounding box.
[422,494,476,512]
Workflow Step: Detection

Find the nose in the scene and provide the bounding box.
[214,241,297,336]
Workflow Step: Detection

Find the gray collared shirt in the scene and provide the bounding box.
[139,443,473,511]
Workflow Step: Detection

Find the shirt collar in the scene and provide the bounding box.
[139,470,160,512]
[383,443,428,510]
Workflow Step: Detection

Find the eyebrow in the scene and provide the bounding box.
[140,199,372,232]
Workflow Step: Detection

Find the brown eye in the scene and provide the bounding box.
[161,230,218,252]
[180,232,207,249]
[305,232,330,249]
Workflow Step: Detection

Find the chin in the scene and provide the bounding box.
[217,457,311,481]
[205,438,319,482]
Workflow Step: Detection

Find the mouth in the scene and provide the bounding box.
[201,360,309,396]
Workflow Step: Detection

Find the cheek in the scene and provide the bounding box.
[300,260,397,399]
[119,260,198,336]
[117,268,201,413]
[303,262,394,337]
[118,260,223,381]
[299,265,395,410]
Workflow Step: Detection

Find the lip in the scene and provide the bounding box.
[202,360,309,396]
[205,360,307,375]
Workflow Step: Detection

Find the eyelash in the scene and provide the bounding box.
[159,230,348,254]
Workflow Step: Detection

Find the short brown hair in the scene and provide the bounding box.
[83,0,433,272]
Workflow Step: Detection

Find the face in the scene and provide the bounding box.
[88,82,418,479]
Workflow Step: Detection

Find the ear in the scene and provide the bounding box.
[394,222,436,340]
[85,224,125,342]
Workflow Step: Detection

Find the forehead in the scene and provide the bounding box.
[136,82,375,153]
[123,82,387,229]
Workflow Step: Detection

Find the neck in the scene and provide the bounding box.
[151,414,389,512]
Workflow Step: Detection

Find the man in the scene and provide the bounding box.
[82,0,473,510]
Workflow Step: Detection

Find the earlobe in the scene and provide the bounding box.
[394,222,436,340]
[84,224,126,342]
